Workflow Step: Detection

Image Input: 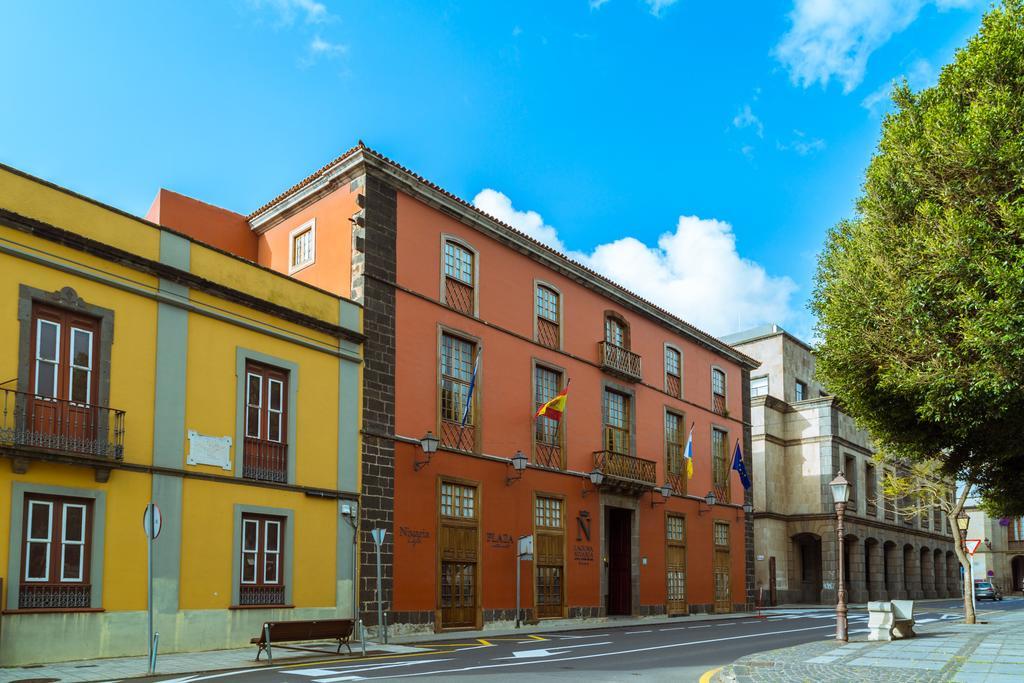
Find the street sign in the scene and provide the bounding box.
[143,503,162,539]
[965,539,982,556]
[518,534,533,559]
[371,528,387,546]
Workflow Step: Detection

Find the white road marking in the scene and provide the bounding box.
[286,670,352,677]
[658,626,688,631]
[312,659,455,681]
[625,630,652,634]
[690,625,711,629]
[501,641,613,660]
[552,633,609,639]
[385,624,836,678]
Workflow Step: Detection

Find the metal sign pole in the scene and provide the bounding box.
[143,502,162,675]
[515,549,521,629]
[371,528,387,644]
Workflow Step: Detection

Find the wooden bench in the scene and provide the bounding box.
[251,619,354,663]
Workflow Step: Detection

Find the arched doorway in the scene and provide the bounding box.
[792,533,823,604]
[883,541,898,599]
[920,547,933,597]
[1012,555,1024,594]
[865,538,880,601]
[933,549,945,598]
[903,544,917,599]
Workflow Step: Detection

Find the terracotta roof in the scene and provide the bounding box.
[247,141,759,368]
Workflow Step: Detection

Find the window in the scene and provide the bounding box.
[19,494,93,609]
[884,469,896,521]
[440,333,477,451]
[1011,518,1023,543]
[289,220,315,272]
[239,514,285,606]
[535,497,563,529]
[443,240,475,315]
[534,365,563,469]
[536,285,560,349]
[666,515,687,614]
[795,380,807,402]
[441,482,477,519]
[712,428,729,499]
[603,389,630,455]
[665,346,682,397]
[665,411,686,495]
[713,521,729,547]
[844,455,857,507]
[243,361,290,483]
[865,463,877,516]
[605,315,628,349]
[750,376,768,398]
[711,368,726,415]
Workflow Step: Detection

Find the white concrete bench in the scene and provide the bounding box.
[867,600,916,641]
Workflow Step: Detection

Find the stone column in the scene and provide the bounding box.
[922,550,936,598]
[847,539,867,604]
[867,541,885,601]
[934,551,946,598]
[904,546,921,599]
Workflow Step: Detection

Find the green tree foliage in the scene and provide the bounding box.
[813,1,1024,515]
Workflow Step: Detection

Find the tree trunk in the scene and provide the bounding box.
[946,493,976,625]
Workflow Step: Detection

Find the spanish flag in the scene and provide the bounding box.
[535,379,570,421]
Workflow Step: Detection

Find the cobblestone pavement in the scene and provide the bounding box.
[716,609,1024,683]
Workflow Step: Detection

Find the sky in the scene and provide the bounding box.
[0,0,991,341]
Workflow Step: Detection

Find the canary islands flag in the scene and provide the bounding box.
[535,379,570,421]
[683,423,695,479]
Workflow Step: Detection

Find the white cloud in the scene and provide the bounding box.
[646,0,680,16]
[248,0,330,25]
[777,129,826,155]
[473,190,567,253]
[732,104,764,138]
[472,190,798,336]
[589,0,611,8]
[774,0,975,93]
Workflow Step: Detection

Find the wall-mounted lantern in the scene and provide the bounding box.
[699,490,717,515]
[413,431,439,471]
[582,468,604,497]
[506,450,528,485]
[650,482,673,508]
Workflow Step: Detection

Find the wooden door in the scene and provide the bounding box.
[713,522,731,613]
[438,481,478,629]
[535,496,565,619]
[28,305,100,451]
[608,508,632,615]
[666,514,687,616]
[769,556,778,606]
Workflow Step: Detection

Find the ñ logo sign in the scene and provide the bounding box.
[576,510,591,542]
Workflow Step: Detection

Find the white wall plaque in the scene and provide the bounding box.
[186,430,232,470]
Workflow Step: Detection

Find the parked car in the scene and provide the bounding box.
[974,580,1003,601]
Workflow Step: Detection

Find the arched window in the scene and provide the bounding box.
[711,367,726,415]
[443,239,476,315]
[665,345,682,398]
[604,313,629,349]
[535,284,560,349]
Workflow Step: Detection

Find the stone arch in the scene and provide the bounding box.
[1011,555,1024,594]
[946,551,960,597]
[791,532,823,604]
[883,540,900,599]
[843,534,864,603]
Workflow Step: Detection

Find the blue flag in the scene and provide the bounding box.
[731,440,751,490]
[461,347,481,427]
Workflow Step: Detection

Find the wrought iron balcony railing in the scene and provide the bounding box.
[0,386,124,460]
[598,341,642,382]
[19,583,91,610]
[243,437,289,483]
[594,449,657,486]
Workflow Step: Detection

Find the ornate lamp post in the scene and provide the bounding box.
[829,472,851,642]
[957,510,973,605]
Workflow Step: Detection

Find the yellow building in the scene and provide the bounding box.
[0,165,363,665]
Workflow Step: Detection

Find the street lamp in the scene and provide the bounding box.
[956,510,972,604]
[699,490,716,515]
[413,431,440,471]
[582,468,604,497]
[506,450,528,485]
[650,482,673,508]
[737,500,754,521]
[829,472,851,642]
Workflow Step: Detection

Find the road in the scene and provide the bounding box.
[151,598,1024,683]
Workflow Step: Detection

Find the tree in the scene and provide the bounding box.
[813,0,1024,518]
[878,459,976,623]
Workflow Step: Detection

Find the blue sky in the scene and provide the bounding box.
[0,0,990,339]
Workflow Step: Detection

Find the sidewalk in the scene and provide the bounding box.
[0,609,753,683]
[716,608,1024,683]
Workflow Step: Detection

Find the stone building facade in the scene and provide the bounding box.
[722,325,961,606]
[965,508,1024,595]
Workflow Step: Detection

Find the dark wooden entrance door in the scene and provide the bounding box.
[607,507,632,615]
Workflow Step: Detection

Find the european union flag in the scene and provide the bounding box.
[731,441,751,490]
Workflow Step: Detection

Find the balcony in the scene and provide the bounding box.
[598,341,642,382]
[594,449,657,492]
[0,387,125,473]
[243,437,289,483]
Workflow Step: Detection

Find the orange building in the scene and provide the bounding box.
[149,143,759,631]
